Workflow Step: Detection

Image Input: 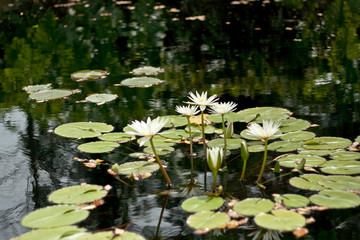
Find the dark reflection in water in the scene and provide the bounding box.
[1,0,360,239]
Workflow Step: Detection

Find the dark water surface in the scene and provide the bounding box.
[1,0,360,239]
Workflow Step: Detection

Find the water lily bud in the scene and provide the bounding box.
[240,141,249,162]
[225,122,234,138]
[207,147,223,173]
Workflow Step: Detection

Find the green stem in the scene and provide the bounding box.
[212,171,218,192]
[257,139,268,183]
[240,158,247,180]
[201,110,207,190]
[221,114,227,166]
[150,137,172,187]
[187,117,194,178]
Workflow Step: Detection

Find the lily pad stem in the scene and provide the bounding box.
[257,139,268,183]
[186,117,194,178]
[150,137,172,187]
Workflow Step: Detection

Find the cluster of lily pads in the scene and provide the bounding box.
[18,66,360,238]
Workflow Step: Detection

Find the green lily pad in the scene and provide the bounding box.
[248,144,265,152]
[78,141,119,153]
[185,124,218,135]
[129,152,147,158]
[279,119,311,132]
[144,146,175,155]
[141,135,179,147]
[48,184,108,204]
[236,107,291,123]
[274,194,310,208]
[233,198,274,216]
[161,115,188,127]
[355,135,360,143]
[318,176,360,190]
[71,69,109,81]
[320,160,360,175]
[309,190,360,209]
[254,210,306,231]
[85,93,117,104]
[280,131,316,142]
[160,129,188,140]
[130,66,164,75]
[267,141,302,152]
[181,195,225,212]
[289,174,326,191]
[330,151,360,161]
[207,138,244,150]
[54,122,114,139]
[29,89,73,102]
[21,205,89,228]
[303,137,352,150]
[23,84,52,93]
[297,148,337,156]
[115,161,159,175]
[98,132,133,143]
[186,211,230,230]
[117,77,164,87]
[15,226,86,240]
[206,112,245,123]
[277,154,326,168]
[77,231,146,240]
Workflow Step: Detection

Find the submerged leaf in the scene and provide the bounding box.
[21,205,89,228]
[48,184,108,204]
[181,195,225,212]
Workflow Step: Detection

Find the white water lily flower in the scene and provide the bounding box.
[247,120,281,141]
[185,91,218,111]
[175,105,200,117]
[126,117,168,146]
[207,147,223,173]
[210,102,237,115]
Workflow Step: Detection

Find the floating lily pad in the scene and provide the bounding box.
[185,124,219,135]
[356,135,360,143]
[71,69,109,81]
[280,131,316,142]
[98,132,133,143]
[186,211,230,230]
[274,194,310,208]
[117,77,164,87]
[248,144,265,152]
[78,141,119,153]
[318,176,360,190]
[144,146,175,155]
[21,205,89,228]
[85,93,117,104]
[254,210,306,231]
[54,122,114,139]
[115,161,159,175]
[129,152,147,158]
[309,190,360,209]
[77,231,146,240]
[280,119,311,132]
[289,174,326,191]
[320,160,360,175]
[206,112,245,123]
[130,66,164,75]
[297,148,337,156]
[330,151,360,161]
[181,195,225,213]
[268,141,302,152]
[236,107,291,123]
[48,184,108,204]
[15,226,86,240]
[303,137,352,150]
[29,89,73,102]
[23,84,52,93]
[207,138,244,150]
[277,154,326,168]
[141,135,179,148]
[160,129,188,140]
[161,115,188,127]
[233,198,274,216]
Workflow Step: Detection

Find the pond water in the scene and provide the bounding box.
[1,0,360,239]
